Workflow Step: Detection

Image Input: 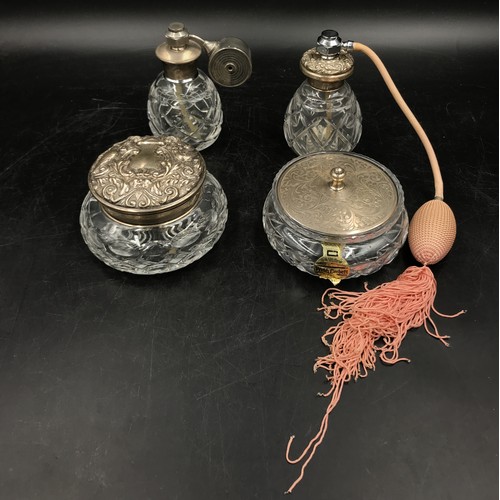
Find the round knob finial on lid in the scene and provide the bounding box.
[330,166,346,191]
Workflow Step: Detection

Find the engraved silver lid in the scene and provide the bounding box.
[275,152,400,237]
[88,135,206,226]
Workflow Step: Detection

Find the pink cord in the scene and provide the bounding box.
[353,42,444,200]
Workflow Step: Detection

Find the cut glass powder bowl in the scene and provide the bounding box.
[80,135,227,274]
[263,152,408,284]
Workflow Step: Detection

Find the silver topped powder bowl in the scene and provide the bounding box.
[80,135,227,274]
[262,151,408,284]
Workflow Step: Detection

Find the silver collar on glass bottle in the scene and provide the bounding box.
[300,30,355,90]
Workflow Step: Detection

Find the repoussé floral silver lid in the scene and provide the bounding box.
[88,135,206,226]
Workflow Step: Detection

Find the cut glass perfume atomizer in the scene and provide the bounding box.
[80,135,228,275]
[269,29,462,497]
[284,30,362,155]
[147,22,252,151]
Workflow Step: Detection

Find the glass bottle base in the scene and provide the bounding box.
[262,191,408,281]
[284,80,362,155]
[80,173,228,275]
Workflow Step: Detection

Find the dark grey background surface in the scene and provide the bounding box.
[0,3,498,499]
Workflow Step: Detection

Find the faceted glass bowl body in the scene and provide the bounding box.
[147,69,223,151]
[284,80,362,155]
[80,172,227,274]
[262,154,408,281]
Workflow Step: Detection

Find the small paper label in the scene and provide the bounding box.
[314,243,350,285]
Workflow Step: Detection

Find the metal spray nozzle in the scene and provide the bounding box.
[157,22,252,87]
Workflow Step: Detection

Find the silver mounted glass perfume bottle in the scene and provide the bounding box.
[80,135,228,274]
[284,30,362,155]
[263,152,408,284]
[147,22,252,150]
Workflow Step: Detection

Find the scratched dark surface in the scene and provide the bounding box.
[0,4,498,500]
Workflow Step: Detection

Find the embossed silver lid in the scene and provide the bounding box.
[88,135,206,226]
[275,152,400,237]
